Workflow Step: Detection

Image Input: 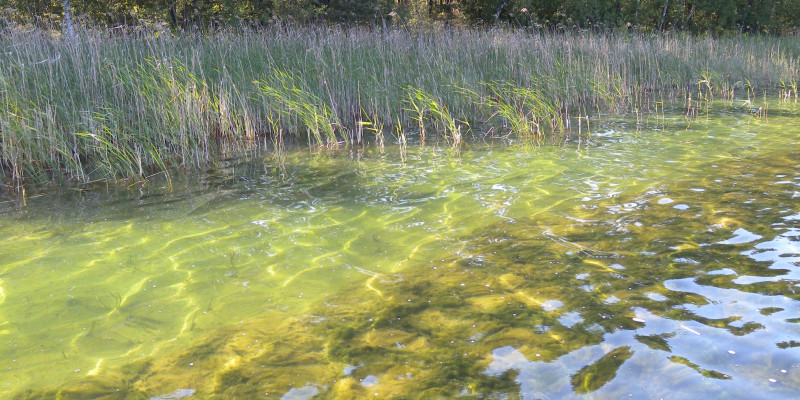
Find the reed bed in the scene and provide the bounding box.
[1,23,798,185]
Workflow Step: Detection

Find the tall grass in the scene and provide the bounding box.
[1,23,798,185]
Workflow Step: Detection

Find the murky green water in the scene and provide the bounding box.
[1,100,800,399]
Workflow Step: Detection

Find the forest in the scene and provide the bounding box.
[2,0,800,34]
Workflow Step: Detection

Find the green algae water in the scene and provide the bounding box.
[1,100,800,399]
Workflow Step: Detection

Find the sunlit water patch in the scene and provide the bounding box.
[1,100,799,399]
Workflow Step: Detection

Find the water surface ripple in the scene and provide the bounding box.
[0,101,799,398]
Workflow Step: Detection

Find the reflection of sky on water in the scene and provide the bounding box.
[1,101,799,398]
[280,385,319,400]
[734,212,800,283]
[717,228,763,245]
[487,304,799,398]
[360,375,379,387]
[736,228,800,283]
[486,212,800,399]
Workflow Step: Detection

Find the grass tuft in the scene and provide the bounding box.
[0,24,798,185]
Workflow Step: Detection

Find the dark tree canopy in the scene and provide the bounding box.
[1,0,798,33]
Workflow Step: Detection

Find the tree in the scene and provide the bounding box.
[324,0,389,23]
[0,0,797,33]
[62,0,74,36]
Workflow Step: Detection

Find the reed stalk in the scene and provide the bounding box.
[0,23,797,185]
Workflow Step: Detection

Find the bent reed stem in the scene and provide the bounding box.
[0,23,798,186]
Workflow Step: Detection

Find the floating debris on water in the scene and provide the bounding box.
[680,324,701,336]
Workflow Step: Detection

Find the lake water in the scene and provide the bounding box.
[1,100,799,399]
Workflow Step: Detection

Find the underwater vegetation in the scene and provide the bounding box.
[7,135,800,399]
[1,96,799,399]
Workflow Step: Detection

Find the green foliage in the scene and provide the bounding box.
[0,0,798,33]
[255,70,345,146]
[457,0,501,23]
[405,87,467,144]
[0,24,798,184]
[325,0,393,23]
[482,80,563,142]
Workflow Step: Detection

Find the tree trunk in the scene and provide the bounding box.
[493,0,507,22]
[168,0,179,29]
[63,0,74,38]
[739,1,752,33]
[658,0,669,31]
[681,4,694,31]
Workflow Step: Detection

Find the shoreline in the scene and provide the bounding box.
[1,25,798,185]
